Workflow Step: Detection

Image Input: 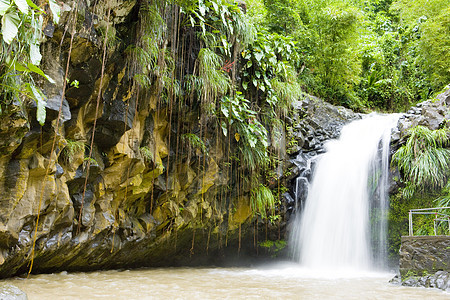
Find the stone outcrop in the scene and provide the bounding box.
[392,86,450,144]
[283,95,360,217]
[397,271,450,292]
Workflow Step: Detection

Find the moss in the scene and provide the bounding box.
[388,192,439,262]
[258,240,286,257]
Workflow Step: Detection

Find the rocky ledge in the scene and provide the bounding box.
[395,270,450,292]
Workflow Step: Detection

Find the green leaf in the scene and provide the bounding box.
[27,63,55,83]
[49,0,60,24]
[1,11,19,44]
[211,1,218,13]
[269,56,277,66]
[29,43,41,65]
[30,85,46,126]
[199,3,206,16]
[248,134,257,148]
[254,51,263,62]
[221,104,229,118]
[0,0,10,16]
[221,121,227,136]
[26,0,41,11]
[189,15,195,27]
[13,0,28,14]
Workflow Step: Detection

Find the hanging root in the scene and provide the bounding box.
[27,2,79,278]
[190,229,195,256]
[77,8,111,234]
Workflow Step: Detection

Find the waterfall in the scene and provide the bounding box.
[289,114,399,270]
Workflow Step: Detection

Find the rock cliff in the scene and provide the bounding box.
[0,0,252,278]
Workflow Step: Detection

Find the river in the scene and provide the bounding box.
[4,263,448,299]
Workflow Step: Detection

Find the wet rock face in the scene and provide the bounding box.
[0,102,29,157]
[399,236,450,279]
[283,95,360,216]
[287,95,360,154]
[392,86,450,144]
[0,1,264,278]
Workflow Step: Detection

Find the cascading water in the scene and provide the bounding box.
[289,114,399,271]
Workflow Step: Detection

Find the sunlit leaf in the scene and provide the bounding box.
[26,0,41,11]
[49,0,60,24]
[13,0,28,14]
[1,11,19,44]
[199,3,205,16]
[221,121,227,136]
[0,0,10,16]
[254,51,263,62]
[27,63,55,83]
[235,132,240,142]
[29,43,41,65]
[221,104,229,118]
[30,85,46,126]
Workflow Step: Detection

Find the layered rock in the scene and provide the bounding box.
[0,0,258,278]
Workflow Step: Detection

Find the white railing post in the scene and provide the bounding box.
[409,210,413,236]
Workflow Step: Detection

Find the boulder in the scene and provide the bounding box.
[0,284,27,300]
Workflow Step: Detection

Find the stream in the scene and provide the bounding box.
[4,264,448,299]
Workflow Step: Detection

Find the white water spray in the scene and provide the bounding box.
[290,114,399,270]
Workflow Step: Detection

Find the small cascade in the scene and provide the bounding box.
[289,114,399,270]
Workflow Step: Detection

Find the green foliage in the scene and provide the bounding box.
[247,0,450,110]
[388,192,436,261]
[392,125,450,198]
[0,0,55,123]
[435,182,450,215]
[263,0,306,34]
[309,1,362,107]
[241,32,301,115]
[181,133,207,154]
[418,7,450,89]
[219,93,269,170]
[139,146,154,163]
[197,47,230,111]
[258,239,286,257]
[250,183,275,219]
[391,0,450,95]
[61,139,85,165]
[127,1,167,90]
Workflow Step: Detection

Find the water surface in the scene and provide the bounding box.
[5,264,448,299]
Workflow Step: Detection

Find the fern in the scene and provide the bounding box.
[197,47,230,111]
[250,184,275,219]
[392,125,450,198]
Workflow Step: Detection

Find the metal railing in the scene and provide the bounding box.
[408,207,450,236]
